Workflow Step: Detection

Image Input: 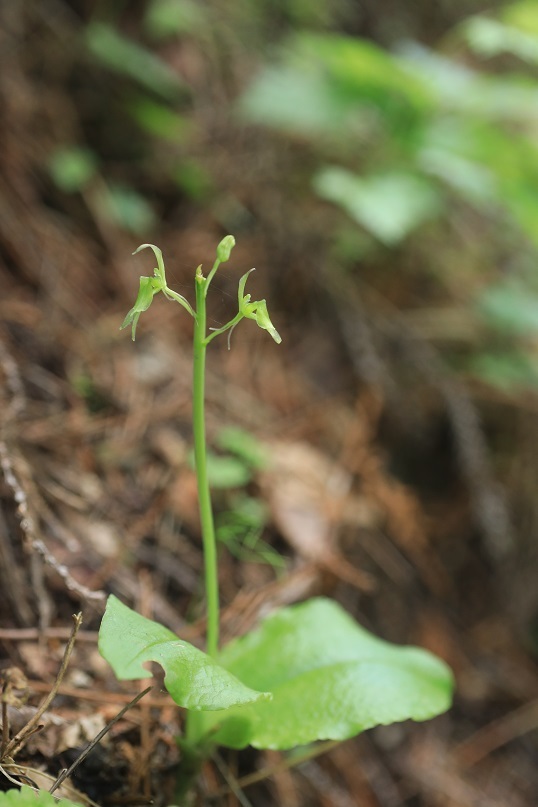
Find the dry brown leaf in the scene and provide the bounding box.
[261,441,379,590]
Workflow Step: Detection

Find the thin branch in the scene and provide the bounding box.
[213,752,254,807]
[0,686,8,759]
[49,685,153,795]
[26,679,170,707]
[0,627,98,642]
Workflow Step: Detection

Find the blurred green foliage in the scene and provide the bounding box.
[216,427,269,470]
[86,21,186,98]
[48,147,98,193]
[239,24,538,253]
[145,0,206,37]
[235,1,538,391]
[47,0,538,391]
[217,494,285,570]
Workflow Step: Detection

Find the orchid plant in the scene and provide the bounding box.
[98,236,453,802]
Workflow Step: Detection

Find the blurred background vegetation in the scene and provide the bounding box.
[15,0,538,391]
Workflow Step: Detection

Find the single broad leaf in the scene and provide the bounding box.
[0,786,83,807]
[98,596,271,711]
[192,598,453,749]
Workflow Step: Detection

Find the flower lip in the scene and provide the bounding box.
[120,276,158,341]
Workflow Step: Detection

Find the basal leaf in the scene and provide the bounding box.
[192,598,453,749]
[98,596,271,711]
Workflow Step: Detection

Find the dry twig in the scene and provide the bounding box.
[2,613,83,759]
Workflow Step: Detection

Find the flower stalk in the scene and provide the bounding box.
[193,266,219,656]
[121,235,280,657]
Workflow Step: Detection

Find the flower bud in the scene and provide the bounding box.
[216,235,236,263]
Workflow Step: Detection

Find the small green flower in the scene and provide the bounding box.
[238,269,282,344]
[121,244,195,340]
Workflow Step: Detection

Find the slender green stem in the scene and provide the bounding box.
[205,258,221,292]
[192,272,219,658]
[205,311,245,346]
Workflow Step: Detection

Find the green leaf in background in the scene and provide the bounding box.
[477,281,538,335]
[239,64,353,137]
[188,451,252,488]
[314,167,442,245]
[239,33,431,139]
[502,0,538,35]
[469,350,538,391]
[99,184,156,234]
[298,34,431,108]
[129,98,190,141]
[48,147,98,193]
[192,598,454,749]
[145,0,206,38]
[401,43,538,126]
[98,595,271,710]
[86,22,185,99]
[0,787,83,807]
[420,147,497,205]
[174,161,214,200]
[216,495,285,571]
[462,15,538,64]
[216,427,268,470]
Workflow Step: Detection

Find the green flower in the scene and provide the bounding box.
[238,269,282,344]
[120,244,195,340]
[120,276,160,341]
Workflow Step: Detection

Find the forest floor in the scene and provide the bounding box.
[1,4,538,806]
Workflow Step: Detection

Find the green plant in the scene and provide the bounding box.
[98,237,453,800]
